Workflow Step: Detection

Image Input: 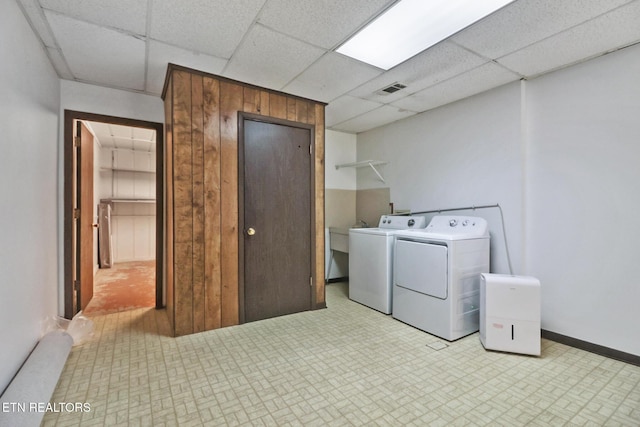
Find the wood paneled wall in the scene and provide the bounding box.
[162,65,326,337]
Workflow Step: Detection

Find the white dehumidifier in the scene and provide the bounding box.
[480,273,541,356]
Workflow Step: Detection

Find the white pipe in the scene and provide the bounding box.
[0,331,73,427]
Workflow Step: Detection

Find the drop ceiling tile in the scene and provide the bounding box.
[330,105,417,134]
[391,62,520,112]
[452,0,635,59]
[87,122,115,148]
[114,137,135,150]
[325,96,382,127]
[223,24,325,91]
[132,127,155,142]
[257,0,395,49]
[133,140,156,152]
[146,41,228,95]
[98,137,116,149]
[46,11,145,91]
[87,121,111,137]
[117,138,134,151]
[498,1,640,77]
[110,124,133,139]
[150,0,266,58]
[39,0,147,35]
[283,52,383,103]
[349,41,488,103]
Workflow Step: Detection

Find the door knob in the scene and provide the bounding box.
[92,223,99,228]
[247,227,256,236]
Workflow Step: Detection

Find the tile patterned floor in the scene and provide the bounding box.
[43,282,640,426]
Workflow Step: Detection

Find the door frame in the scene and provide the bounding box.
[237,112,316,323]
[63,110,165,319]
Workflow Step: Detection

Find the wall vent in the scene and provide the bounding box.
[377,82,407,95]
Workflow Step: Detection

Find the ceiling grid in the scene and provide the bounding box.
[15,0,640,133]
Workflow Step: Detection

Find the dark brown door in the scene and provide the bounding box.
[242,119,312,322]
[75,121,94,311]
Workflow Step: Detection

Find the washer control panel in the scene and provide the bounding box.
[378,215,426,230]
[448,218,473,227]
[425,215,489,237]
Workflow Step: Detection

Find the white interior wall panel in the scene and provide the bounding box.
[324,131,358,280]
[110,203,155,262]
[114,148,134,170]
[100,148,156,263]
[325,130,358,191]
[112,216,134,261]
[355,43,640,357]
[110,210,156,262]
[357,82,523,276]
[0,0,60,394]
[133,214,154,259]
[113,171,156,199]
[113,148,156,172]
[111,150,156,199]
[525,43,640,357]
[135,173,156,199]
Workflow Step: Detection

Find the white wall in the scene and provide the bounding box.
[100,148,157,262]
[324,130,357,279]
[357,82,524,275]
[58,81,164,315]
[60,80,164,123]
[526,44,640,356]
[111,203,156,262]
[325,130,357,190]
[356,44,640,356]
[0,0,61,393]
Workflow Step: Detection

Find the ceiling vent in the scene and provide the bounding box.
[376,82,407,96]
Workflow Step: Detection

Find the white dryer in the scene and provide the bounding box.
[349,215,426,314]
[392,215,490,341]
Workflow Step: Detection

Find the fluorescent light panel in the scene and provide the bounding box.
[337,0,513,70]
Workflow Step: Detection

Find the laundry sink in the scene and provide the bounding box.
[329,227,349,253]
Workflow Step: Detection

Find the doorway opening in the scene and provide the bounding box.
[64,110,164,319]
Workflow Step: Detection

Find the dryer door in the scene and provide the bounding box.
[395,239,448,299]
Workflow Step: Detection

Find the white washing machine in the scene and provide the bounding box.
[349,215,426,314]
[392,215,490,341]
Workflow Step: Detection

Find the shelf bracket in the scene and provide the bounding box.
[335,160,388,183]
[368,162,385,183]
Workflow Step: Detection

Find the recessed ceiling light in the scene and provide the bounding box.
[336,0,513,70]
